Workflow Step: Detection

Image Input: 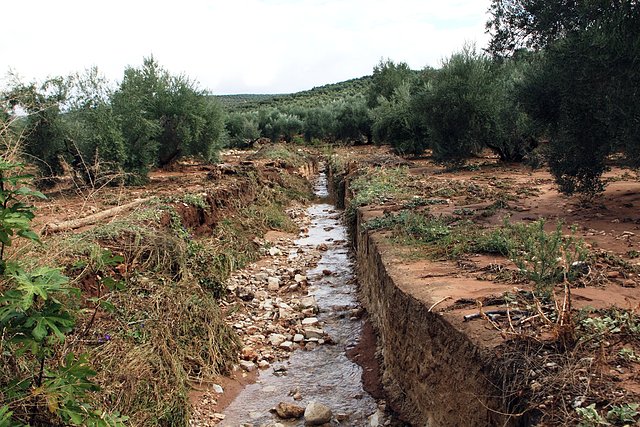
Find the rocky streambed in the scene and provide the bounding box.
[190,169,400,426]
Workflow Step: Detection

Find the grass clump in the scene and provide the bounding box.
[365,211,588,295]
[18,171,309,425]
[249,143,310,168]
[347,166,411,220]
[507,220,587,295]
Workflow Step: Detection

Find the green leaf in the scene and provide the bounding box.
[32,320,48,341]
[14,186,47,199]
[17,229,40,242]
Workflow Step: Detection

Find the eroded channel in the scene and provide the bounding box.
[220,169,392,426]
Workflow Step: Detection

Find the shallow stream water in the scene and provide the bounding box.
[220,169,383,426]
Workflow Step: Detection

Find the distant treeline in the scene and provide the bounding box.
[2,0,638,196]
[224,0,639,197]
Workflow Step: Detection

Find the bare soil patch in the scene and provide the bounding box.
[333,145,640,424]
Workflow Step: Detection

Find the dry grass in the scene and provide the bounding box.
[2,150,317,425]
[70,278,240,426]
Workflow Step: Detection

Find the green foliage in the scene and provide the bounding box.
[1,264,75,353]
[302,107,335,143]
[224,111,260,148]
[332,96,373,144]
[4,77,71,183]
[5,69,128,187]
[266,113,304,143]
[414,47,489,161]
[367,59,417,108]
[0,406,14,427]
[0,161,123,426]
[365,210,451,242]
[607,403,639,424]
[249,143,310,168]
[111,61,162,182]
[38,353,129,426]
[0,159,46,272]
[372,82,427,155]
[215,76,371,112]
[489,0,640,196]
[618,348,640,362]
[347,167,409,220]
[364,209,514,259]
[66,68,127,186]
[576,403,609,426]
[113,56,225,179]
[508,220,587,295]
[575,402,640,426]
[415,45,536,163]
[579,309,640,338]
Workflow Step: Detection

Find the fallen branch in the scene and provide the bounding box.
[43,197,152,234]
[464,309,528,322]
[428,296,451,312]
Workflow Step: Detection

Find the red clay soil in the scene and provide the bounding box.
[346,317,386,400]
[336,145,640,424]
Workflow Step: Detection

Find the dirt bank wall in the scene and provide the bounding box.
[329,167,515,426]
[354,221,513,426]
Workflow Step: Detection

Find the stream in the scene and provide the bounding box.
[220,169,389,426]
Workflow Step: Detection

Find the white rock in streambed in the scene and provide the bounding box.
[267,277,280,291]
[268,333,287,346]
[303,327,324,339]
[301,317,319,326]
[304,401,333,425]
[269,247,282,256]
[239,360,256,372]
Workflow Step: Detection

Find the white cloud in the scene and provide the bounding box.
[1,0,491,94]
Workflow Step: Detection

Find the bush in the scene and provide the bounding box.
[508,220,587,296]
[372,83,427,155]
[332,97,373,144]
[225,112,260,148]
[4,77,71,184]
[112,56,225,180]
[0,159,126,426]
[414,46,536,163]
[489,0,640,196]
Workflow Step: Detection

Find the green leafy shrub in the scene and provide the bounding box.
[414,45,536,163]
[346,167,410,221]
[0,160,126,426]
[508,220,587,295]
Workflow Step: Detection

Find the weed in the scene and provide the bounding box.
[576,402,640,426]
[579,308,640,339]
[0,160,126,426]
[401,196,448,209]
[508,220,588,296]
[576,403,608,426]
[347,166,411,220]
[453,207,476,216]
[249,144,310,168]
[606,403,640,424]
[618,348,640,362]
[180,193,209,210]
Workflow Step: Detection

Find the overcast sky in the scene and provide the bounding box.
[2,0,491,95]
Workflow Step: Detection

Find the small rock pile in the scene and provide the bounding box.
[222,218,337,369]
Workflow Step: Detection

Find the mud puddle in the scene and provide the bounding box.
[220,169,392,426]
